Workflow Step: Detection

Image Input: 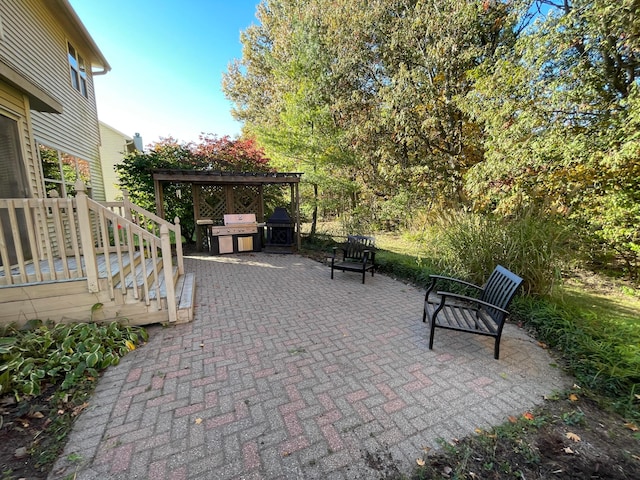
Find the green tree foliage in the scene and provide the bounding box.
[225,0,640,279]
[224,0,358,234]
[223,0,522,229]
[115,136,272,243]
[463,0,640,276]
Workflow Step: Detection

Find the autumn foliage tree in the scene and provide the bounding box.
[115,135,272,243]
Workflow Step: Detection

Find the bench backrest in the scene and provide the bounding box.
[480,265,523,320]
[344,235,375,261]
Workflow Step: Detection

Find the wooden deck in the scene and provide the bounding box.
[0,187,191,326]
[0,253,195,326]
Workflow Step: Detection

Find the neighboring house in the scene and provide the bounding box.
[0,0,109,202]
[99,121,143,202]
[0,0,194,326]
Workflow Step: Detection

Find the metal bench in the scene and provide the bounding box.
[330,235,376,284]
[422,265,523,359]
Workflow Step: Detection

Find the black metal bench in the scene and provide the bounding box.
[330,235,376,284]
[422,265,523,359]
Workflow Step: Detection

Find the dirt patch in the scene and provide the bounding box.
[413,395,640,479]
[364,448,402,478]
[0,392,53,480]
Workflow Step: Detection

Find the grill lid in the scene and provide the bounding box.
[224,213,257,226]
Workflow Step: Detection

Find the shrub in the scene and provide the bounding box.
[511,296,640,419]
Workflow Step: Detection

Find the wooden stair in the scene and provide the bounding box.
[104,252,196,325]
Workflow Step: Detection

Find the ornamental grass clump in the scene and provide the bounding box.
[426,208,567,296]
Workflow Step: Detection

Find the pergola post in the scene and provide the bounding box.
[154,178,164,219]
[295,182,301,250]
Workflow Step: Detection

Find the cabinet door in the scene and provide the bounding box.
[237,236,253,252]
[219,236,233,254]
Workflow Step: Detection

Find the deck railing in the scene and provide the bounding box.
[0,181,182,323]
[99,189,184,276]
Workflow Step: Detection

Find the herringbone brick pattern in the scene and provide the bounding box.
[50,253,567,479]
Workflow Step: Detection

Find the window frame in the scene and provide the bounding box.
[38,143,92,198]
[67,42,88,98]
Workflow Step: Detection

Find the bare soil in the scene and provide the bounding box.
[0,382,90,480]
[1,391,54,479]
[410,394,640,479]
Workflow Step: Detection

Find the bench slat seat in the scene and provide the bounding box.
[330,235,376,284]
[422,265,523,359]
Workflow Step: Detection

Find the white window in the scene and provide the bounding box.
[68,42,88,97]
[39,144,91,197]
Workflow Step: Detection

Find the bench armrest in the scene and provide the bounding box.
[428,274,483,291]
[436,291,510,315]
[425,274,483,300]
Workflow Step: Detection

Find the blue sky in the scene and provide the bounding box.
[69,0,260,146]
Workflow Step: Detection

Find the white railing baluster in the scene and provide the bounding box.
[7,200,28,283]
[22,200,43,282]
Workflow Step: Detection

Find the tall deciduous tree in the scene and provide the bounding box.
[224,0,522,228]
[463,0,640,275]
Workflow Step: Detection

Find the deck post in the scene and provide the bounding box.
[122,189,133,222]
[74,180,99,293]
[160,224,177,323]
[174,216,184,275]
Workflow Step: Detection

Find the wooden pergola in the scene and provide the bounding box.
[151,170,303,251]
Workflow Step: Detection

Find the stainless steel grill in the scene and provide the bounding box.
[198,214,262,254]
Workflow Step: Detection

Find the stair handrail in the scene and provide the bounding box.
[78,182,178,323]
[100,189,184,275]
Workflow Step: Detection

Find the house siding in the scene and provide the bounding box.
[0,0,105,200]
[99,122,132,202]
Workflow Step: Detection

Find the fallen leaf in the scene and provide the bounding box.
[422,446,431,453]
[568,393,579,402]
[71,402,89,417]
[125,340,136,351]
[416,458,425,466]
[29,411,45,419]
[537,341,548,349]
[563,446,574,454]
[624,422,638,431]
[523,412,535,421]
[474,428,483,434]
[508,416,518,423]
[194,418,203,425]
[566,432,581,442]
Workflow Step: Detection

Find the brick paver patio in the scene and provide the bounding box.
[50,253,567,479]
